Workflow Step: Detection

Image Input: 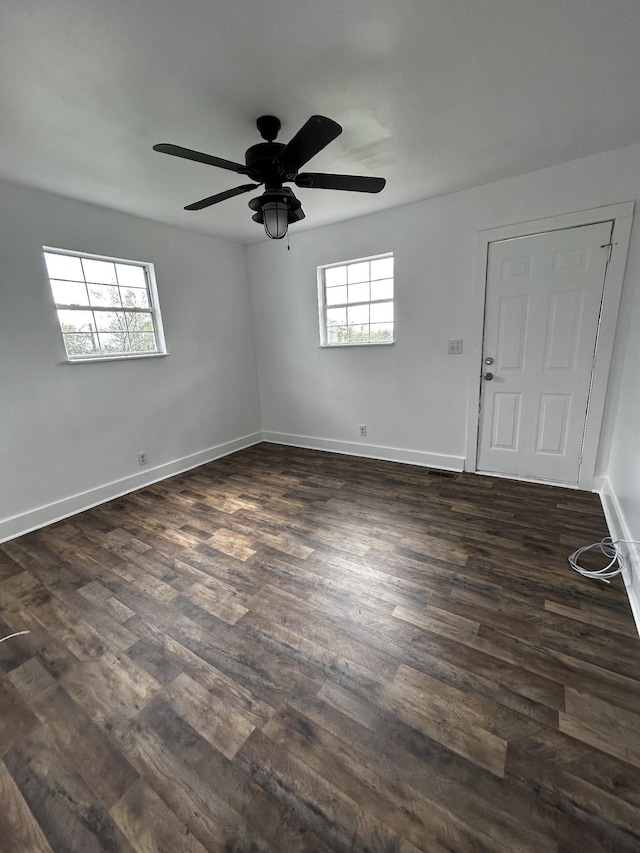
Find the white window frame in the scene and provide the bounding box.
[317,252,395,347]
[43,247,167,363]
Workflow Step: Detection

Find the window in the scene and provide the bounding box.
[318,253,394,346]
[43,248,166,361]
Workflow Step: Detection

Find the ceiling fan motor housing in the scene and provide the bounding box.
[244,142,292,185]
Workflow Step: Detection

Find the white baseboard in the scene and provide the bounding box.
[261,431,465,472]
[0,432,263,544]
[598,475,640,638]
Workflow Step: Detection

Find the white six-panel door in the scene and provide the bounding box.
[477,221,613,485]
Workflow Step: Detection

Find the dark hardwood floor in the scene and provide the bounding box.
[1,443,639,852]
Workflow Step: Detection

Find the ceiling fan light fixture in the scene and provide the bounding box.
[249,187,303,240]
[262,200,289,240]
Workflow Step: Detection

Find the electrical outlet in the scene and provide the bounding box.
[359,425,367,437]
[138,451,148,466]
[448,339,463,355]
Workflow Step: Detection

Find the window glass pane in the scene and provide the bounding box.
[57,309,95,332]
[50,279,89,306]
[326,326,348,344]
[98,332,130,353]
[128,332,157,352]
[370,301,394,323]
[95,311,127,332]
[115,263,146,288]
[45,253,83,281]
[347,262,369,284]
[348,281,369,303]
[126,312,154,332]
[82,258,117,284]
[325,285,347,306]
[326,307,347,326]
[126,314,156,356]
[120,286,150,308]
[348,304,369,325]
[88,284,122,307]
[370,278,394,301]
[370,257,394,280]
[348,326,370,342]
[63,333,98,356]
[325,266,347,287]
[370,323,394,341]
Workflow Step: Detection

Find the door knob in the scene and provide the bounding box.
[484,372,494,380]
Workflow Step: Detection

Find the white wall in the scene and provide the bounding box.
[248,192,478,470]
[247,142,640,623]
[0,178,261,540]
[599,210,640,628]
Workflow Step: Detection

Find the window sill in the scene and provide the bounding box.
[63,352,169,364]
[319,341,395,349]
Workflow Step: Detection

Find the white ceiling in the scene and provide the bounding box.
[2,0,640,245]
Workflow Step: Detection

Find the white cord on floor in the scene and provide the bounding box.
[0,630,30,644]
[568,538,640,584]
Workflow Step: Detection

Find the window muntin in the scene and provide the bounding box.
[319,254,394,346]
[43,248,166,361]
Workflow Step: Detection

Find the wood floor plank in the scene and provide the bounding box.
[507,740,640,851]
[565,749,640,810]
[544,598,640,639]
[1,443,638,851]
[6,657,56,701]
[0,672,41,756]
[110,777,209,853]
[561,687,640,768]
[243,582,401,682]
[140,695,335,852]
[0,618,34,675]
[237,727,451,853]
[260,705,491,853]
[177,579,249,624]
[106,713,260,851]
[4,726,136,853]
[392,601,480,639]
[315,678,603,853]
[0,551,24,582]
[206,527,257,561]
[78,648,162,714]
[166,610,326,710]
[0,757,53,853]
[28,684,139,808]
[163,671,256,759]
[269,694,558,853]
[385,664,508,777]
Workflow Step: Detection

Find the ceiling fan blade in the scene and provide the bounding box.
[295,173,386,193]
[274,116,342,174]
[153,143,246,174]
[184,184,258,211]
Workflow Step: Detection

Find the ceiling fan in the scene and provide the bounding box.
[153,115,386,240]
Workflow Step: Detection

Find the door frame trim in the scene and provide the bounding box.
[465,202,634,490]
